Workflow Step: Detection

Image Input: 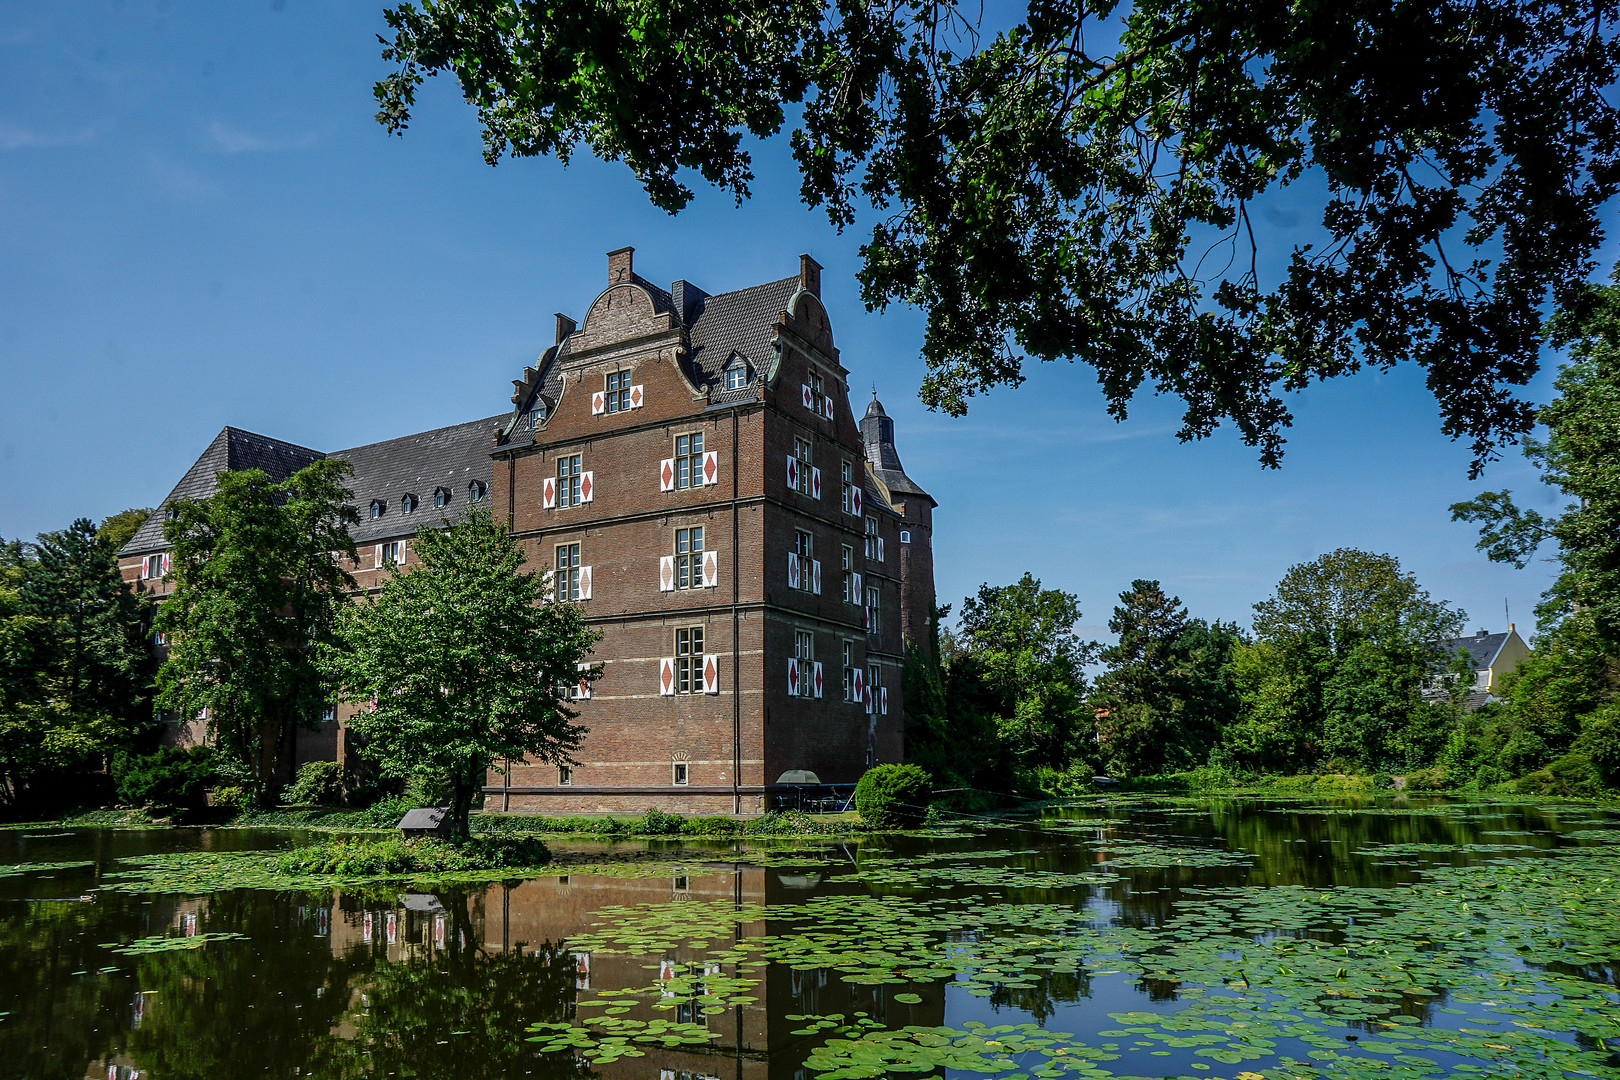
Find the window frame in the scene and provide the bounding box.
[401,493,418,514]
[866,583,881,636]
[795,629,815,697]
[370,499,385,519]
[675,526,705,590]
[843,640,856,702]
[864,515,879,559]
[469,480,486,502]
[434,487,451,509]
[675,625,705,694]
[605,370,629,413]
[558,765,572,786]
[672,762,689,786]
[841,461,855,513]
[793,437,813,494]
[673,431,705,489]
[555,542,581,601]
[556,454,582,507]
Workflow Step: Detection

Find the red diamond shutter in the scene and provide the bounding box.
[701,450,718,486]
[160,553,170,574]
[788,551,800,589]
[787,454,797,490]
[811,467,821,499]
[578,566,592,600]
[852,487,862,516]
[703,655,719,695]
[788,657,799,696]
[876,536,884,562]
[660,458,675,492]
[592,391,605,415]
[812,559,821,595]
[629,384,644,408]
[659,658,676,696]
[880,687,888,714]
[580,472,594,503]
[659,556,674,592]
[543,477,556,508]
[853,666,864,701]
[801,383,813,409]
[702,550,718,588]
[813,662,824,699]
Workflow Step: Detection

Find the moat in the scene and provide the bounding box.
[4,797,1618,1079]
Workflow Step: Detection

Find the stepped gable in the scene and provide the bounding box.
[330,415,506,545]
[119,427,325,555]
[861,395,934,504]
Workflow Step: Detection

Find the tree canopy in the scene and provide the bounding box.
[375,0,1620,473]
[155,460,359,801]
[321,506,598,836]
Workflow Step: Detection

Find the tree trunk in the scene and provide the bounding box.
[448,776,474,839]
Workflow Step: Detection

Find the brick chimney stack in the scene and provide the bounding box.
[555,313,576,344]
[799,253,821,297]
[608,246,634,284]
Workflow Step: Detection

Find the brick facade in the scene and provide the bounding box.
[117,250,936,814]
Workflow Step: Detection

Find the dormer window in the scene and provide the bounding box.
[469,480,486,502]
[401,493,418,514]
[369,499,386,519]
[724,357,749,391]
[434,487,451,508]
[529,405,546,430]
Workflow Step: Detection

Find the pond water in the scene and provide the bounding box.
[3,797,1619,1080]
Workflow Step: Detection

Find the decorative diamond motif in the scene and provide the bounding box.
[629,385,643,407]
[702,453,717,484]
[580,473,592,500]
[661,662,674,694]
[661,459,674,488]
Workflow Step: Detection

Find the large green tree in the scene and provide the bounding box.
[155,461,359,801]
[321,506,597,836]
[1092,580,1243,775]
[373,0,1620,472]
[954,573,1095,771]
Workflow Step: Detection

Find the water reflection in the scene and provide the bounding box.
[1,797,1615,1079]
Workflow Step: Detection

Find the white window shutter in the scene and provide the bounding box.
[659,658,676,696]
[865,685,874,714]
[811,466,821,499]
[801,383,813,409]
[852,487,862,516]
[787,551,800,589]
[702,549,718,588]
[813,661,824,699]
[852,571,862,599]
[788,657,799,696]
[160,553,171,574]
[544,571,556,603]
[375,544,383,569]
[659,555,675,592]
[877,536,885,562]
[702,655,719,695]
[592,391,605,415]
[577,663,591,700]
[880,686,889,714]
[787,454,797,490]
[629,384,644,408]
[701,450,718,486]
[824,396,835,420]
[578,566,592,600]
[660,458,675,492]
[580,471,594,503]
[543,477,556,508]
[853,666,864,701]
[812,559,822,595]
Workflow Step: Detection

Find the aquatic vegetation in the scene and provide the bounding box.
[0,860,94,878]
[102,932,247,955]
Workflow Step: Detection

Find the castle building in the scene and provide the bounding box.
[117,250,936,814]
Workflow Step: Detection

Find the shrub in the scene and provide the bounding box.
[1404,766,1450,792]
[685,815,739,837]
[284,761,344,807]
[853,764,932,827]
[211,786,254,815]
[640,808,685,835]
[114,747,216,811]
[271,834,549,876]
[352,795,414,829]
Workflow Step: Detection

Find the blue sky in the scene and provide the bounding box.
[0,1,1594,642]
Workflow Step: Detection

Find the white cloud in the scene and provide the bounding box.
[0,121,95,150]
[206,120,317,154]
[144,152,220,200]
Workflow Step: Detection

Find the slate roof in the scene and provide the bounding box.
[120,427,325,555]
[120,417,504,555]
[861,397,934,505]
[396,806,449,832]
[1439,631,1510,670]
[687,274,799,390]
[333,415,504,545]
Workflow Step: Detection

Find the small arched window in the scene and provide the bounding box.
[469,480,486,502]
[401,493,419,514]
[369,499,386,519]
[434,487,451,508]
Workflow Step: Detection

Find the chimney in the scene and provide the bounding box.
[670,280,708,326]
[608,246,634,284]
[555,313,576,344]
[799,253,821,297]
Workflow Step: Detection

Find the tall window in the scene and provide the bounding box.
[675,527,704,590]
[795,630,814,697]
[673,762,689,786]
[675,432,704,489]
[866,584,881,636]
[381,541,403,567]
[843,641,856,702]
[841,544,854,603]
[794,528,814,591]
[793,437,813,494]
[558,765,572,786]
[555,543,581,601]
[841,461,856,513]
[864,515,879,559]
[868,663,881,711]
[605,371,629,413]
[556,454,582,507]
[675,626,704,693]
[810,371,826,413]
